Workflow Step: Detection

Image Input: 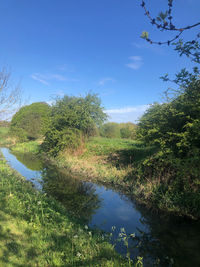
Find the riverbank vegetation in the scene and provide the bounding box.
[0,152,142,266]
[6,79,200,220]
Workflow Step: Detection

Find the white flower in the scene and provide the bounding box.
[77,252,81,257]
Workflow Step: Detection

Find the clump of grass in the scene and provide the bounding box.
[0,152,142,266]
[0,127,14,146]
[10,141,40,153]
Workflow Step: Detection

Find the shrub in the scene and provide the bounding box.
[10,102,50,141]
[42,94,107,156]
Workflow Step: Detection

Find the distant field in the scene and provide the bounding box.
[84,137,138,156]
[0,126,9,137]
[83,137,157,166]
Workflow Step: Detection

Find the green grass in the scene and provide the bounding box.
[0,127,12,146]
[0,153,143,266]
[82,137,157,166]
[0,127,9,136]
[83,137,139,156]
[10,141,40,153]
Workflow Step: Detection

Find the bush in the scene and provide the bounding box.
[10,102,50,141]
[42,94,107,156]
[42,127,82,156]
[137,80,200,157]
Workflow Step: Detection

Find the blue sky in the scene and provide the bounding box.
[0,0,199,122]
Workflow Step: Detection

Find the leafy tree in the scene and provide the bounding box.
[100,122,120,139]
[42,93,107,156]
[119,122,137,139]
[137,80,200,157]
[10,102,50,141]
[134,1,200,218]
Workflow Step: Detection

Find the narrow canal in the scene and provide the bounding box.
[1,147,200,267]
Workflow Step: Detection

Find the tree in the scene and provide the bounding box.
[0,67,22,120]
[100,122,120,138]
[42,93,107,156]
[119,122,137,139]
[10,102,50,141]
[137,79,200,157]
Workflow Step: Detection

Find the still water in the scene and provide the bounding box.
[1,147,200,266]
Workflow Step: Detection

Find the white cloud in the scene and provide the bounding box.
[126,56,143,70]
[31,74,49,85]
[31,73,78,85]
[106,105,149,123]
[98,77,115,86]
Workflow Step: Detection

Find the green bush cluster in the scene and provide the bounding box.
[10,102,50,141]
[134,80,200,218]
[100,122,137,139]
[137,80,200,158]
[42,94,107,156]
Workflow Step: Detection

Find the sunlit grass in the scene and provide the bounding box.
[0,153,142,266]
[84,137,139,156]
[11,141,40,153]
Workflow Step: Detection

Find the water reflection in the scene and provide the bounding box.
[41,165,101,224]
[14,152,43,171]
[2,148,200,267]
[132,210,200,267]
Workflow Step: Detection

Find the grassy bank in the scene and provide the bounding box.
[0,152,144,266]
[10,137,156,197]
[9,136,200,220]
[0,127,14,147]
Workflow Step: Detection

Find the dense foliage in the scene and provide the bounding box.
[134,80,200,218]
[100,122,137,139]
[137,80,200,157]
[42,94,107,156]
[10,102,50,141]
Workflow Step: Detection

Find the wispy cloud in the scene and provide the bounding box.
[106,105,148,114]
[126,56,143,70]
[31,74,49,85]
[98,77,115,86]
[106,105,149,123]
[31,73,78,85]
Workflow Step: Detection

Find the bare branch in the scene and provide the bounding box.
[0,67,22,120]
[140,0,200,45]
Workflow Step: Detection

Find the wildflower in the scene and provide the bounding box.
[74,235,78,239]
[130,233,135,238]
[111,226,116,231]
[77,252,81,258]
[37,201,41,205]
[84,225,88,230]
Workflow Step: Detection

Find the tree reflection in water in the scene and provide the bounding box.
[41,164,101,224]
[128,203,200,267]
